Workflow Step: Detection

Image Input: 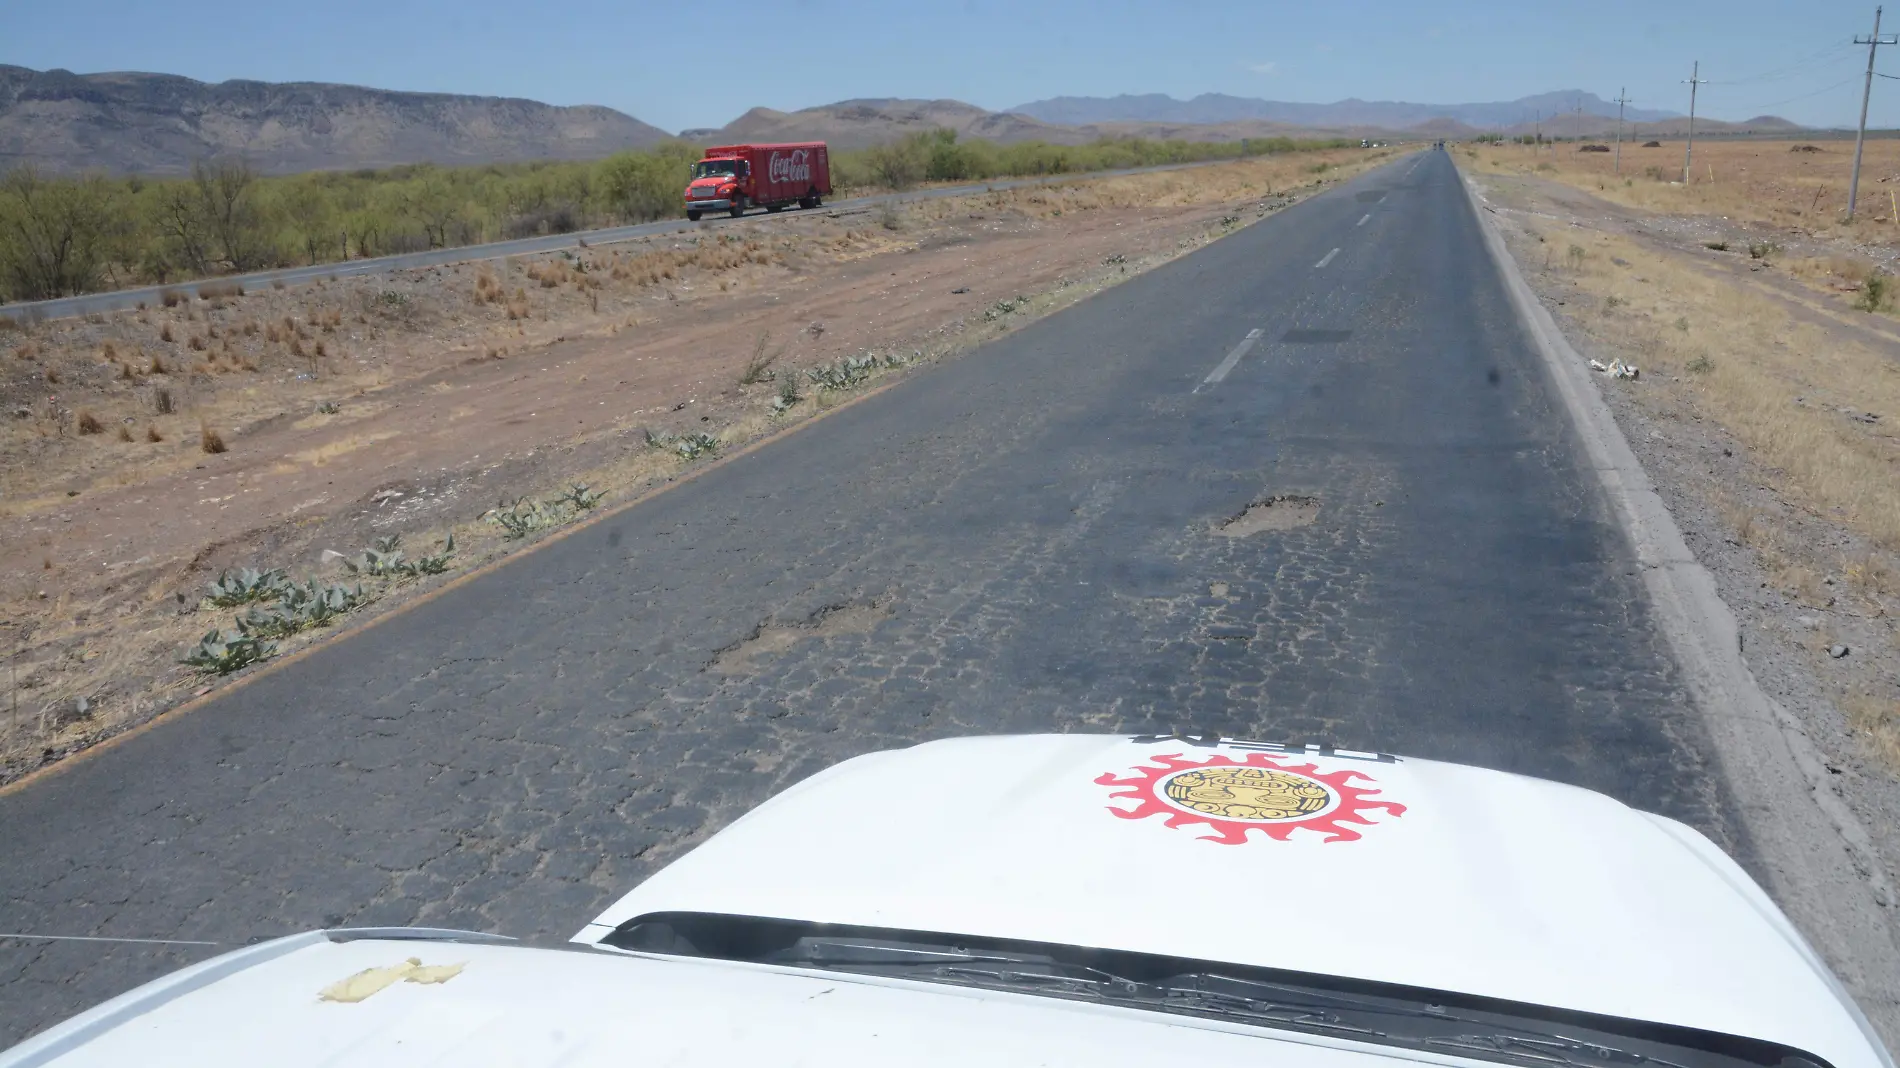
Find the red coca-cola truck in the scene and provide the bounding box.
[683,142,831,220]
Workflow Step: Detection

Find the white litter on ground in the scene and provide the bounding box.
[1589,358,1640,379]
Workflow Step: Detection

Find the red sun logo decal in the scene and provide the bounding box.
[1096,751,1405,845]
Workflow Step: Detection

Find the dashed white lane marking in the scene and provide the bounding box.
[1357,213,1371,226]
[1315,247,1341,268]
[1195,328,1264,392]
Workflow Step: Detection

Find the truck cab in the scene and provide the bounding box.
[685,157,748,220]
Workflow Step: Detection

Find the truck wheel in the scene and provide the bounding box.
[728,195,746,219]
[799,193,815,209]
[686,209,702,221]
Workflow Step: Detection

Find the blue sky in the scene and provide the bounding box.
[5,0,1898,132]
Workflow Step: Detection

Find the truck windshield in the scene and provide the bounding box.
[693,161,739,179]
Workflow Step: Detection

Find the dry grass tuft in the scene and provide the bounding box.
[188,335,206,351]
[100,340,117,361]
[147,352,165,375]
[75,410,103,435]
[1845,695,1900,768]
[159,288,183,308]
[199,423,227,454]
[158,323,173,343]
[145,424,163,443]
[474,270,505,305]
[43,366,59,384]
[198,281,244,300]
[116,424,133,442]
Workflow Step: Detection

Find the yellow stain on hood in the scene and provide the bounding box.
[319,957,467,1004]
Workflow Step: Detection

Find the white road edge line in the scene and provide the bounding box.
[1314,247,1341,269]
[1459,164,1900,1043]
[1357,214,1372,227]
[1194,328,1263,392]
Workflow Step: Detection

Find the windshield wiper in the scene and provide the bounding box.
[801,954,1694,1068]
[1424,1032,1694,1068]
[776,940,1139,992]
[604,914,1831,1068]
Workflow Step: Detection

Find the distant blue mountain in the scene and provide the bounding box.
[1008,91,1681,129]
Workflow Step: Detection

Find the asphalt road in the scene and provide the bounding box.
[0,159,1243,323]
[0,150,1744,1046]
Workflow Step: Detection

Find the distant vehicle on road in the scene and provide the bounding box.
[3,734,1892,1068]
[685,142,831,221]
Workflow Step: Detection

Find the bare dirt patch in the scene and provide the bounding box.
[1213,495,1321,536]
[0,148,1392,783]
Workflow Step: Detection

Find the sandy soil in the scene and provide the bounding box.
[1468,160,1900,916]
[0,148,1390,781]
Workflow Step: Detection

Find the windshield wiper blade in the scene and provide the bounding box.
[784,944,1138,991]
[1424,1032,1694,1068]
[1181,977,1452,1017]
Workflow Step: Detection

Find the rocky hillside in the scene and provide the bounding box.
[0,65,671,175]
[680,97,1338,150]
[681,99,1074,150]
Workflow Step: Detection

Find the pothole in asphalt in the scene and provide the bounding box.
[1212,495,1320,537]
[710,598,892,674]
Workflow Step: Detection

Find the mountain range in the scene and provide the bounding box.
[1009,90,1683,130]
[0,65,1804,176]
[0,65,670,175]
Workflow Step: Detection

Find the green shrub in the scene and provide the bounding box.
[0,134,1353,302]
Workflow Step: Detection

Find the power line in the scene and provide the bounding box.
[1708,41,1858,85]
[1734,73,1862,111]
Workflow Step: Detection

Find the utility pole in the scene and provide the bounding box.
[1849,6,1898,220]
[1682,62,1707,182]
[1614,87,1630,174]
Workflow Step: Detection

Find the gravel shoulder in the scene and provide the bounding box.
[1468,164,1900,1040]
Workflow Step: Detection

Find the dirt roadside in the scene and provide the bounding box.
[0,148,1394,784]
[1463,160,1900,1009]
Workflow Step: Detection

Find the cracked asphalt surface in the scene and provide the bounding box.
[0,151,1742,1046]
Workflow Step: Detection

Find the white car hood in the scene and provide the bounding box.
[578,734,1886,1068]
[3,935,1434,1068]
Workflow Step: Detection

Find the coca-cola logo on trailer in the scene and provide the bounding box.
[768,150,812,184]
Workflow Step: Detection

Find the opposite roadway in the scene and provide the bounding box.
[0,151,1742,1046]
